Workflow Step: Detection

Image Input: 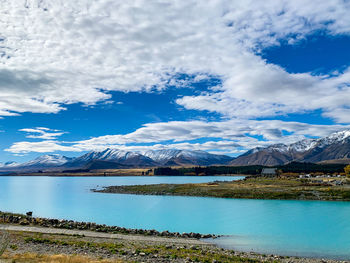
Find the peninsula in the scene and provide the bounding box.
[95,176,350,201]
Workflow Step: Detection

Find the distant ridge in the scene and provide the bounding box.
[2,130,350,171]
[0,149,234,172]
[231,130,350,166]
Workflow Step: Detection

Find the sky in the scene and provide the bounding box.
[1,0,350,163]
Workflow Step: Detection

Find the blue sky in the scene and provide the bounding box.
[1,1,350,163]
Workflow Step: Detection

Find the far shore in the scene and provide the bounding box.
[0,171,245,177]
[94,176,350,201]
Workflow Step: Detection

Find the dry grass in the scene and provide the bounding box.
[2,253,123,263]
[0,230,9,256]
[99,177,350,200]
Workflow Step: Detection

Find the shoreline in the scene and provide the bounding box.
[0,173,245,177]
[1,212,349,262]
[0,211,217,239]
[1,224,348,262]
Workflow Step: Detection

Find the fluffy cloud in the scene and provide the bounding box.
[0,0,349,120]
[19,127,65,140]
[72,119,350,150]
[2,0,350,156]
[7,140,79,154]
[176,62,350,119]
[323,107,350,123]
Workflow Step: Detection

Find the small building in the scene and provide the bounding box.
[261,168,277,177]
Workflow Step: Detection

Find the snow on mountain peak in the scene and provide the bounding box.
[22,154,71,166]
[288,139,317,152]
[78,148,142,162]
[248,129,350,155]
[309,129,350,149]
[142,149,182,162]
[4,161,19,167]
[142,149,231,164]
[101,148,140,160]
[327,130,350,141]
[0,161,18,168]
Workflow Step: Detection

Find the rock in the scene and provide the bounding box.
[0,211,209,241]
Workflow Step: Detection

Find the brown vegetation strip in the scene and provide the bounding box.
[95,177,350,201]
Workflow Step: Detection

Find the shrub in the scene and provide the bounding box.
[345,165,350,178]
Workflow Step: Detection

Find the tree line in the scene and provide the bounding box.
[153,162,348,176]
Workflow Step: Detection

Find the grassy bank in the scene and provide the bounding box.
[1,229,278,263]
[95,177,350,201]
[1,226,347,262]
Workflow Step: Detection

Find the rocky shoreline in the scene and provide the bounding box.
[1,225,348,263]
[0,211,217,240]
[2,212,350,262]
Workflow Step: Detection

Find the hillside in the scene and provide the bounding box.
[231,130,350,166]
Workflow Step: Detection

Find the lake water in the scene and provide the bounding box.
[1,176,350,260]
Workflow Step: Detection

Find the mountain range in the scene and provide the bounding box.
[1,130,350,172]
[0,149,233,172]
[230,130,350,166]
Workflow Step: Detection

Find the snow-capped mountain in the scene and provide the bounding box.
[65,148,157,168]
[0,154,73,172]
[142,149,183,163]
[3,130,349,171]
[74,148,142,162]
[231,130,350,166]
[142,149,232,165]
[18,154,73,168]
[0,161,19,168]
[0,149,234,172]
[65,148,233,168]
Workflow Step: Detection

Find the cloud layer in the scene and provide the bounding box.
[2,1,350,156]
[7,120,350,154]
[0,0,350,120]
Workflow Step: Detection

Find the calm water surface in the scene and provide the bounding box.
[1,176,350,259]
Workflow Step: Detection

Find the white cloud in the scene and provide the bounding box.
[323,107,350,123]
[19,127,65,140]
[2,0,350,156]
[7,140,79,154]
[73,119,350,147]
[176,63,350,119]
[0,0,349,121]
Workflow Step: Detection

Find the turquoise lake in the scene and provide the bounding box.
[1,176,350,259]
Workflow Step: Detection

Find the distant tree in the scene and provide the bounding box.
[344,165,350,178]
